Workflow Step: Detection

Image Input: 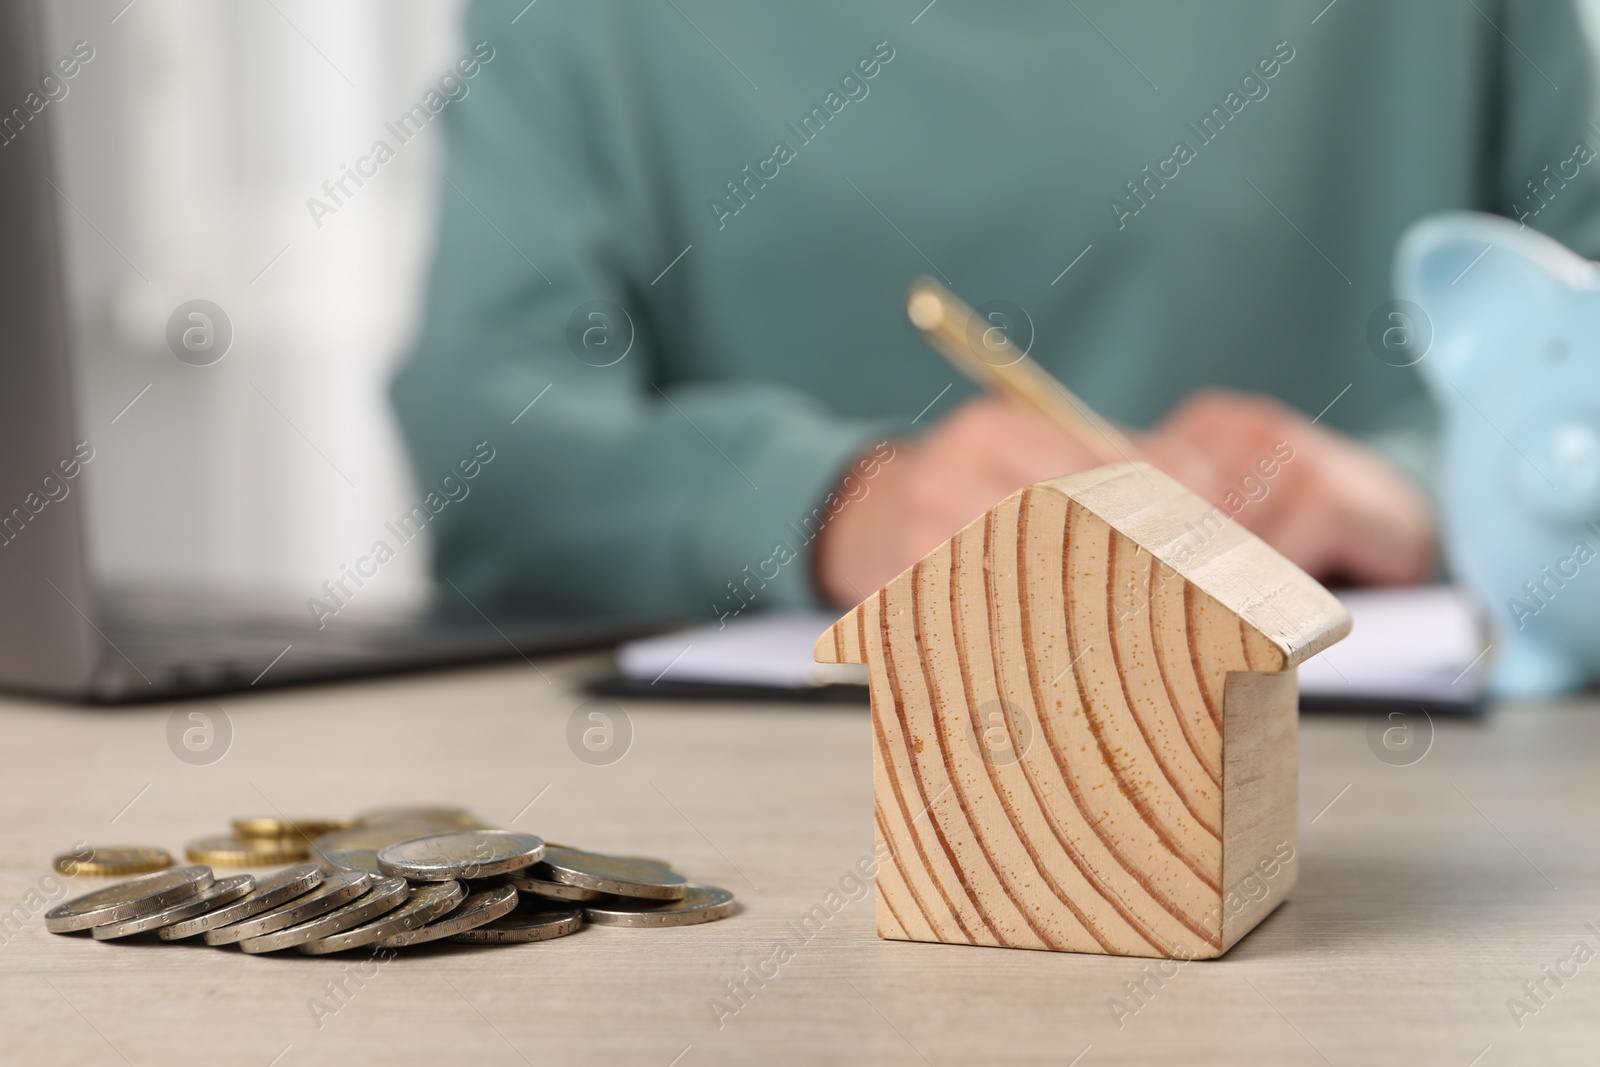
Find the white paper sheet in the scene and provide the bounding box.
[617,587,1488,702]
[617,612,867,688]
[1296,586,1486,702]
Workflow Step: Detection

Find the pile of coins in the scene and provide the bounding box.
[44,807,735,954]
[185,815,355,868]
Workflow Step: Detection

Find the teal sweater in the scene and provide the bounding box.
[392,0,1600,621]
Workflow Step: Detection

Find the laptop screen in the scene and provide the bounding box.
[0,0,101,696]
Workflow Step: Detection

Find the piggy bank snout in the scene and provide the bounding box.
[1514,415,1600,521]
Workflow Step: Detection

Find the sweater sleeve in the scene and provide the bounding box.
[390,1,898,620]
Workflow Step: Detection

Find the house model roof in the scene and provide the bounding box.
[817,461,1350,671]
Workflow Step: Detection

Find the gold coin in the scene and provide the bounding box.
[231,816,353,841]
[356,805,482,829]
[185,834,309,867]
[53,846,174,877]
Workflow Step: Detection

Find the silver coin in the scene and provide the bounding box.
[379,884,519,948]
[582,884,736,928]
[310,819,469,869]
[319,848,387,877]
[159,864,323,940]
[45,866,215,933]
[449,899,583,944]
[377,830,545,882]
[298,880,464,955]
[536,845,687,900]
[204,871,370,945]
[543,843,674,870]
[91,876,254,940]
[501,868,603,902]
[239,877,408,954]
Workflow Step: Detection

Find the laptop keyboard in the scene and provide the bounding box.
[93,614,397,699]
[79,590,667,702]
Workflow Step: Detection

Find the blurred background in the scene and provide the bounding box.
[38,0,1600,626]
[44,0,471,618]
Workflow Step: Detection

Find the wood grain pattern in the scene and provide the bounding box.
[817,462,1350,959]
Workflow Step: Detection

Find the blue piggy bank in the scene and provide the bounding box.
[1397,212,1600,697]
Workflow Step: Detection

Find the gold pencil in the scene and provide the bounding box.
[905,277,1137,466]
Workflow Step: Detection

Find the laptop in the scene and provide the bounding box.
[0,0,663,703]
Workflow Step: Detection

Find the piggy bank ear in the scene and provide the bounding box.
[1393,211,1598,395]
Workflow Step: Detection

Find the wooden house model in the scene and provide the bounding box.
[815,462,1351,959]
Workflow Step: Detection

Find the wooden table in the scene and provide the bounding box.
[2,653,1597,1066]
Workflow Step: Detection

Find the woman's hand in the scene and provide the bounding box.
[1151,389,1434,586]
[814,390,1434,605]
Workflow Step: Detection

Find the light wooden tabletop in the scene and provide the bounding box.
[1,654,1597,1066]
